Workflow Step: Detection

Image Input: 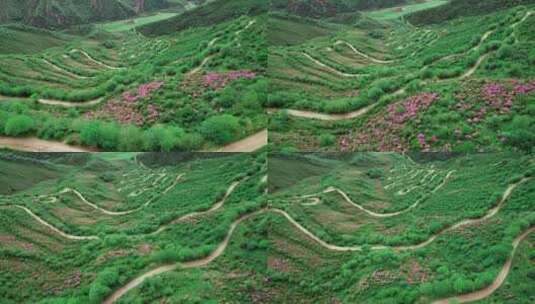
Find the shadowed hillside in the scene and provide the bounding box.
[270,0,407,18]
[0,0,173,29]
[138,0,268,36]
[408,0,535,24]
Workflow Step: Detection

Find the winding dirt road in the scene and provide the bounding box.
[215,129,267,152]
[4,205,99,241]
[278,87,405,121]
[57,173,185,216]
[70,49,124,70]
[0,136,92,152]
[102,210,263,304]
[432,226,535,304]
[37,97,104,108]
[275,11,533,121]
[42,58,90,79]
[149,180,242,235]
[284,104,375,121]
[274,178,528,252]
[302,52,366,77]
[302,170,454,218]
[335,40,394,64]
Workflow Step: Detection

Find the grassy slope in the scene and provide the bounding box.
[0,25,72,54]
[268,3,535,153]
[0,151,267,303]
[408,0,535,24]
[138,0,268,36]
[268,152,535,303]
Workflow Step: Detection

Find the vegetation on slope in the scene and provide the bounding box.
[268,3,535,153]
[138,0,268,36]
[270,0,408,18]
[0,0,173,29]
[0,151,267,303]
[408,0,535,25]
[0,11,267,151]
[267,152,535,303]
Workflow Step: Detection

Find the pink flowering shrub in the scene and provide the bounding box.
[203,70,256,90]
[122,81,165,103]
[456,80,535,126]
[481,80,535,114]
[339,93,439,152]
[86,81,164,126]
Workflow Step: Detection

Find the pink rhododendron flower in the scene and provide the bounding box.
[203,70,256,90]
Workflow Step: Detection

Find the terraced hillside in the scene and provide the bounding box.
[267,152,535,303]
[268,2,535,153]
[0,0,267,152]
[0,151,268,303]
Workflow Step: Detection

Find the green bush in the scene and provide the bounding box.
[319,133,336,147]
[4,115,34,136]
[200,114,240,145]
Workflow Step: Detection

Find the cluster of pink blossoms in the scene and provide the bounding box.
[339,92,440,152]
[387,93,439,124]
[203,70,256,90]
[122,81,165,103]
[481,80,535,114]
[86,81,163,126]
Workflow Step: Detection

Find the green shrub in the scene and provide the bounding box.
[4,115,34,136]
[200,114,240,145]
[319,133,336,147]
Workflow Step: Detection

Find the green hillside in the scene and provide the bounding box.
[0,0,172,29]
[408,0,535,24]
[0,151,267,303]
[270,0,408,18]
[139,0,268,36]
[268,2,535,153]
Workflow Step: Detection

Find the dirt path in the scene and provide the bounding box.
[59,173,185,216]
[215,129,267,152]
[0,136,92,152]
[70,49,123,70]
[150,180,242,235]
[302,53,365,77]
[279,87,405,121]
[4,205,99,241]
[274,178,528,251]
[301,197,321,206]
[335,40,394,64]
[321,170,455,218]
[187,19,256,74]
[284,104,374,121]
[42,59,91,79]
[460,53,489,79]
[103,210,263,304]
[235,19,256,36]
[187,55,214,75]
[432,226,535,304]
[279,12,533,120]
[37,97,104,108]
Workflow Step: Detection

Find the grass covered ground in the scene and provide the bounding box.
[268,3,535,153]
[267,152,535,303]
[0,150,267,303]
